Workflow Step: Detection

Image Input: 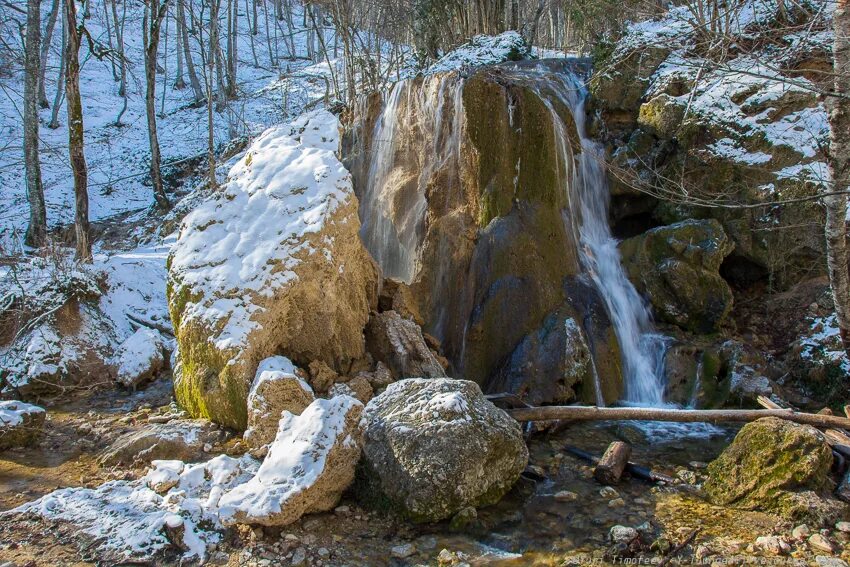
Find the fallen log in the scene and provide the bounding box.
[594,441,631,485]
[756,397,850,460]
[564,445,675,484]
[507,405,850,430]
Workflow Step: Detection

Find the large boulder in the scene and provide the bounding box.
[112,328,167,390]
[244,356,315,449]
[218,396,363,526]
[488,277,623,405]
[704,417,845,524]
[359,378,528,522]
[364,310,446,379]
[0,401,46,450]
[620,219,734,333]
[168,110,379,429]
[99,420,227,466]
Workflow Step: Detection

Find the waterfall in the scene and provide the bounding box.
[359,74,465,284]
[503,64,669,406]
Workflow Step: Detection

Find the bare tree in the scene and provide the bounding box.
[24,0,46,247]
[48,0,66,130]
[65,0,90,261]
[177,0,203,101]
[143,0,171,210]
[825,0,850,357]
[37,0,60,108]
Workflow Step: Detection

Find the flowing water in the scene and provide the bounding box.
[361,62,671,408]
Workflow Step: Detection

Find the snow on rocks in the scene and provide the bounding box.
[219,395,364,527]
[359,378,528,522]
[427,31,530,75]
[112,328,167,390]
[244,356,315,449]
[0,400,46,450]
[167,109,378,430]
[99,419,227,466]
[6,454,259,561]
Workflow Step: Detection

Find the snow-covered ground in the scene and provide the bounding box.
[0,1,339,252]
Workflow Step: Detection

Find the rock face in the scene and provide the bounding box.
[218,396,363,526]
[347,61,622,404]
[704,417,843,524]
[0,401,46,450]
[113,329,167,389]
[244,356,315,449]
[99,420,227,466]
[620,219,734,333]
[359,378,528,522]
[365,310,446,379]
[590,3,828,288]
[168,110,379,429]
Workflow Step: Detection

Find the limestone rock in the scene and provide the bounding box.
[705,417,843,524]
[244,356,315,449]
[620,219,734,333]
[329,376,373,404]
[113,328,167,390]
[359,378,528,522]
[488,277,623,405]
[359,361,393,392]
[219,396,364,526]
[378,279,424,325]
[99,420,227,466]
[365,311,446,379]
[0,400,46,450]
[167,110,378,430]
[307,360,339,393]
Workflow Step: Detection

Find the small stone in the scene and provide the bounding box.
[599,486,619,499]
[334,505,351,515]
[755,536,790,555]
[836,521,850,533]
[391,543,416,559]
[792,524,810,539]
[317,548,329,557]
[808,533,835,553]
[554,490,578,502]
[608,498,626,508]
[609,526,639,545]
[676,469,697,484]
[449,506,477,531]
[438,549,454,564]
[291,547,307,566]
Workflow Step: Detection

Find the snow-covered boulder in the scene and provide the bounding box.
[359,378,528,522]
[167,110,378,430]
[99,420,227,466]
[219,395,363,527]
[113,328,167,389]
[0,400,46,450]
[244,356,315,449]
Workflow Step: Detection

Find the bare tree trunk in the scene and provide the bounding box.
[65,0,90,262]
[177,0,203,101]
[37,0,60,109]
[826,0,850,359]
[110,0,127,97]
[174,4,185,89]
[103,0,119,81]
[207,53,216,190]
[48,0,66,130]
[225,0,237,97]
[24,0,46,247]
[143,0,170,210]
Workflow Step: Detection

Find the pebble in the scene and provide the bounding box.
[599,486,619,499]
[809,533,835,553]
[816,557,849,567]
[609,525,639,544]
[334,505,351,515]
[837,521,850,533]
[755,536,790,555]
[608,498,625,508]
[291,547,307,566]
[554,490,578,502]
[317,548,329,557]
[676,469,697,484]
[391,543,416,559]
[792,524,810,539]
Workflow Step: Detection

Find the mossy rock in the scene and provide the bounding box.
[704,417,839,524]
[637,94,686,139]
[620,219,734,333]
